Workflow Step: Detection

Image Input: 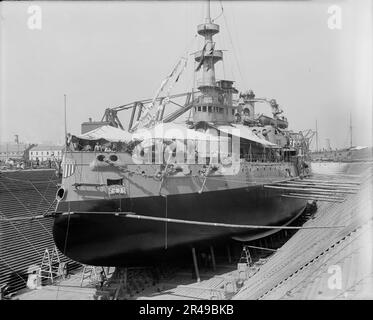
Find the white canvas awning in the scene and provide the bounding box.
[75,125,134,143]
[216,124,278,147]
[132,123,219,142]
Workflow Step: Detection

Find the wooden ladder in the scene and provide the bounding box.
[80,265,101,287]
[39,247,61,283]
[239,245,253,266]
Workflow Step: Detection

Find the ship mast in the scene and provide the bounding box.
[192,0,237,125]
[196,0,222,89]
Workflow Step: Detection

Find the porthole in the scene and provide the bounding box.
[56,187,66,201]
[109,155,118,162]
[97,154,105,162]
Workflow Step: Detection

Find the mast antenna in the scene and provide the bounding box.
[315,119,319,152]
[64,94,67,150]
[349,112,353,148]
[206,0,211,22]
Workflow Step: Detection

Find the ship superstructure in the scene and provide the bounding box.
[53,1,311,266]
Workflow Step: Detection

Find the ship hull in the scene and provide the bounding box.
[53,185,306,266]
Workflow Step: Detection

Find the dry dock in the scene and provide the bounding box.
[8,161,373,300]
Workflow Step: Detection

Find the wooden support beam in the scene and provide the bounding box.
[159,103,166,121]
[177,284,225,293]
[312,173,361,178]
[226,245,232,264]
[264,185,356,194]
[281,194,345,203]
[136,103,143,121]
[192,248,200,283]
[244,245,277,252]
[210,246,216,271]
[288,193,344,201]
[276,182,359,191]
[128,103,137,131]
[298,178,360,186]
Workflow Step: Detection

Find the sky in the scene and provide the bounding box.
[0,0,372,149]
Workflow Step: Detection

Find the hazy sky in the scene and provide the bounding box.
[1,0,372,149]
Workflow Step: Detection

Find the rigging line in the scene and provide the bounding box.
[218,3,235,81]
[212,1,224,22]
[229,3,248,87]
[0,198,56,221]
[0,210,44,258]
[0,180,53,237]
[0,256,28,285]
[4,178,54,235]
[2,176,59,185]
[41,199,58,217]
[29,179,54,214]
[221,1,245,87]
[63,202,71,256]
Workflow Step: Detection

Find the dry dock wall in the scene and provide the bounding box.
[234,162,373,299]
[0,169,78,293]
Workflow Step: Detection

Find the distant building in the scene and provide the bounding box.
[29,145,64,162]
[0,143,32,162]
[81,117,111,134]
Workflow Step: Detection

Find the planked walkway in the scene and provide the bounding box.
[136,267,239,300]
[15,267,97,300]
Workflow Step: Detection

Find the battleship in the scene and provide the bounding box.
[53,1,312,266]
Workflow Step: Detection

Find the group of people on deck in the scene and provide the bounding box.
[66,133,122,152]
[66,133,136,153]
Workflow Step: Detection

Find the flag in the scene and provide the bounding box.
[175,58,187,83]
[195,43,207,72]
[168,59,182,78]
[132,57,186,130]
[62,158,75,178]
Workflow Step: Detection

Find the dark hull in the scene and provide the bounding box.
[53,186,305,266]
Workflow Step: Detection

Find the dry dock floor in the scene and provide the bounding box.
[15,270,97,300]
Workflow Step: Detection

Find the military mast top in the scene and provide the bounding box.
[192,0,237,125]
[195,0,223,89]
